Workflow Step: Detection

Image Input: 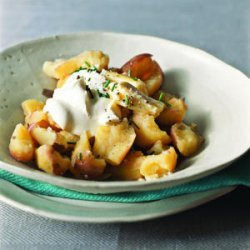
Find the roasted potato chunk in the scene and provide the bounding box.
[21,99,45,116]
[121,53,164,96]
[56,76,69,88]
[171,123,204,157]
[30,126,67,151]
[154,91,187,126]
[50,50,109,79]
[93,120,136,165]
[109,151,144,180]
[59,130,79,149]
[132,112,171,148]
[109,82,164,117]
[147,140,168,155]
[43,59,66,79]
[25,111,49,128]
[70,131,106,179]
[9,124,35,162]
[71,131,91,166]
[35,145,70,175]
[140,147,177,179]
[102,70,148,94]
[110,147,177,180]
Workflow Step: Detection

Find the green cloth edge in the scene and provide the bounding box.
[0,152,249,203]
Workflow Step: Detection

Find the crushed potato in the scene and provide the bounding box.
[9,51,204,181]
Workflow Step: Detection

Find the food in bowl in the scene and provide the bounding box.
[9,51,203,180]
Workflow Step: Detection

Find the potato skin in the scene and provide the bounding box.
[9,124,35,162]
[140,147,177,179]
[121,53,164,96]
[71,152,106,180]
[132,112,171,148]
[110,147,177,180]
[109,151,144,180]
[35,145,70,175]
[153,91,187,126]
[170,123,204,157]
[93,120,136,166]
[70,131,106,179]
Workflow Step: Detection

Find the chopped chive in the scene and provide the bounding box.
[125,94,130,106]
[103,79,111,88]
[158,92,164,102]
[97,90,110,98]
[79,152,82,160]
[165,102,172,108]
[85,61,91,67]
[92,66,98,71]
[74,66,87,73]
[111,83,117,91]
[102,92,110,98]
[127,70,131,77]
[67,141,76,145]
[132,77,138,81]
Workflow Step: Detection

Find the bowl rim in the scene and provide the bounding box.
[0,31,250,193]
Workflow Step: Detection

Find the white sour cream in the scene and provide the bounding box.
[43,69,119,135]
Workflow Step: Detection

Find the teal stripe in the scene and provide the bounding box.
[0,152,249,203]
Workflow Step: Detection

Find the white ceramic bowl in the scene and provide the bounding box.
[0,32,250,194]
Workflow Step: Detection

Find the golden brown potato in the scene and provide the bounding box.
[35,145,70,175]
[121,53,164,96]
[170,123,204,157]
[110,147,177,180]
[58,130,80,149]
[140,147,177,179]
[153,91,187,126]
[132,112,171,148]
[93,120,136,166]
[108,82,164,117]
[147,140,168,155]
[43,59,66,79]
[21,99,45,116]
[70,131,106,179]
[71,153,106,180]
[109,151,144,180]
[102,70,148,94]
[25,111,49,128]
[71,131,92,166]
[53,51,109,79]
[56,76,69,88]
[9,124,35,162]
[30,126,67,151]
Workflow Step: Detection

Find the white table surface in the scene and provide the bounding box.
[0,0,249,249]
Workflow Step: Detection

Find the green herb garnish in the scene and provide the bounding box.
[125,94,130,106]
[132,77,138,81]
[111,83,117,91]
[79,152,82,160]
[103,79,111,88]
[85,61,91,67]
[158,92,164,102]
[92,66,98,71]
[97,90,110,98]
[127,70,131,77]
[74,66,87,73]
[165,102,172,108]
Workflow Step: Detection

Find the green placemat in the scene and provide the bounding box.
[0,152,249,203]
